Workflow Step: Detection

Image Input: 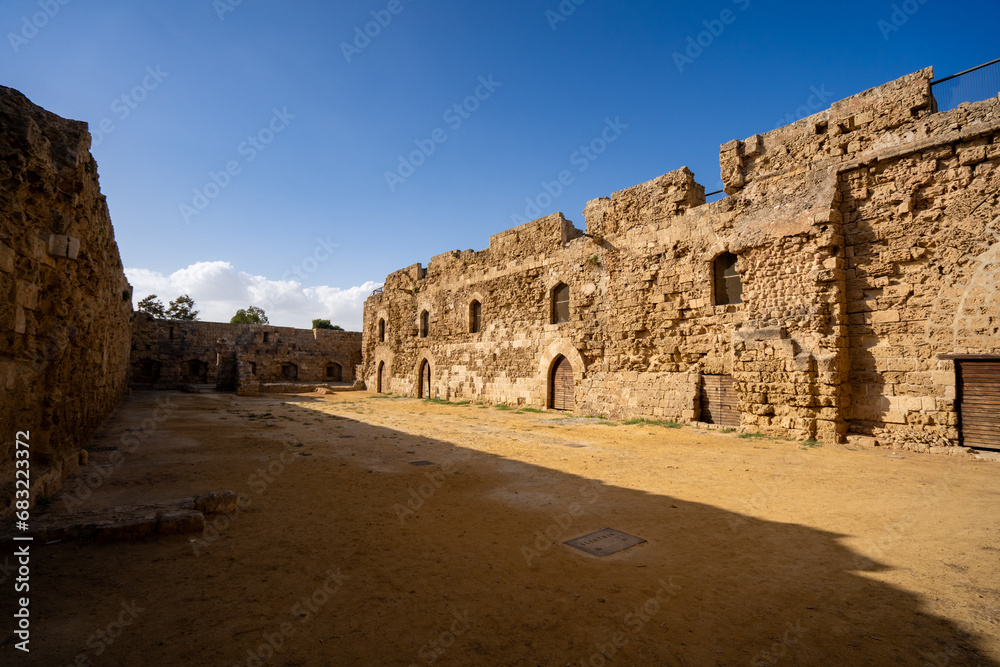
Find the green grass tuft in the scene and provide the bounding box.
[495,403,512,411]
[517,407,545,414]
[622,418,682,429]
[737,432,767,439]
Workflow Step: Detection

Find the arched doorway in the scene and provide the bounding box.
[325,362,343,382]
[549,355,574,410]
[377,361,385,393]
[419,360,431,399]
[181,359,208,384]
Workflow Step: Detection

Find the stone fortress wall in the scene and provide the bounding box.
[362,67,1000,451]
[130,314,363,395]
[0,86,134,517]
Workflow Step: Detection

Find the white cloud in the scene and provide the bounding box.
[125,261,380,331]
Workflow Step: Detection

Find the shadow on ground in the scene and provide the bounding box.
[1,391,993,666]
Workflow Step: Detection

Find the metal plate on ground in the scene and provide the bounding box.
[565,528,646,556]
[563,443,585,448]
[87,447,119,452]
[409,461,434,466]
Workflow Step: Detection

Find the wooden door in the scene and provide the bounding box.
[701,374,739,426]
[550,356,574,411]
[957,360,1000,450]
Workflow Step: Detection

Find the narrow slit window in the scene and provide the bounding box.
[552,283,570,324]
[420,310,429,338]
[470,300,482,333]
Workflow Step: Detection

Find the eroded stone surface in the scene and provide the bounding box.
[362,68,1000,449]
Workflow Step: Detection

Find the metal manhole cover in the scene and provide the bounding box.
[563,444,585,448]
[565,528,646,556]
[87,446,119,452]
[409,461,434,466]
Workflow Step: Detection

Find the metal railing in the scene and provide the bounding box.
[370,287,384,297]
[931,57,1000,112]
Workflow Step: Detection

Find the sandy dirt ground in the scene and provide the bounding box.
[3,389,999,666]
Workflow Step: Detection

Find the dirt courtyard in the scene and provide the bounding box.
[4,389,999,666]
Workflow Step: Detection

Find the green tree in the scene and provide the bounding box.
[137,294,166,318]
[312,319,343,331]
[231,306,269,325]
[166,294,199,321]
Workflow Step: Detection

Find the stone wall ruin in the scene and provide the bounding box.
[1,86,133,517]
[362,67,1000,451]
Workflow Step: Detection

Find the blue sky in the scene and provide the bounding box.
[3,0,998,329]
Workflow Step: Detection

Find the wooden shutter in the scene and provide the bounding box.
[701,374,739,426]
[550,356,574,410]
[958,361,1000,450]
[714,253,742,306]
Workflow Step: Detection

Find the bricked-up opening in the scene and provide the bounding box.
[713,252,742,306]
[378,318,385,342]
[281,362,298,380]
[701,374,739,426]
[957,360,1000,451]
[377,361,385,393]
[325,362,343,382]
[419,360,431,399]
[420,310,429,338]
[552,283,570,324]
[549,355,574,410]
[470,300,482,333]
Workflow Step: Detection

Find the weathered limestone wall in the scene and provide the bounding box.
[362,67,1000,448]
[130,315,363,394]
[0,86,133,517]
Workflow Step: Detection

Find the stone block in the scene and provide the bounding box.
[47,234,81,260]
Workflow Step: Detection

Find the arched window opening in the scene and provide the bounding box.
[420,310,430,338]
[552,283,570,324]
[713,252,743,306]
[378,318,386,342]
[470,300,482,333]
